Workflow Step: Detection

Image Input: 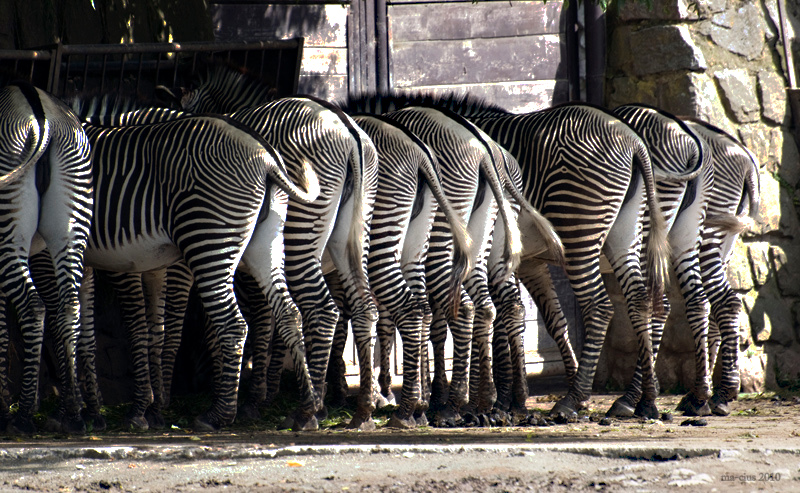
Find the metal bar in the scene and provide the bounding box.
[565,0,580,101]
[375,0,389,94]
[584,1,605,105]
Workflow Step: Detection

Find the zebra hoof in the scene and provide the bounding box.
[347,413,377,431]
[236,402,262,423]
[633,400,660,420]
[315,405,329,422]
[386,412,416,429]
[677,394,711,417]
[414,411,428,427]
[145,407,166,430]
[709,394,731,416]
[193,413,230,433]
[606,397,636,418]
[282,411,319,432]
[83,411,107,433]
[124,415,150,431]
[61,413,87,435]
[550,398,579,418]
[375,391,396,409]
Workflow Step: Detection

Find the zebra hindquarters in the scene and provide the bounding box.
[366,160,435,429]
[324,190,379,431]
[237,190,320,430]
[464,191,500,416]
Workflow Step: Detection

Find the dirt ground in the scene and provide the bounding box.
[1,393,799,492]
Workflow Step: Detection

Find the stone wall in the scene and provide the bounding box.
[597,0,800,394]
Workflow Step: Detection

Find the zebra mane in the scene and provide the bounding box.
[342,90,509,118]
[183,58,278,113]
[67,91,184,127]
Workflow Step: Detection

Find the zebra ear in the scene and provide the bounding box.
[154,85,181,108]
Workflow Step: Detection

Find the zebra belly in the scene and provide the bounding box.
[85,236,182,273]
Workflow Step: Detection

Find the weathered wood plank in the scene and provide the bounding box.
[388,1,563,42]
[390,34,565,86]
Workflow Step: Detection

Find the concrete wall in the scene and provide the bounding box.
[597,0,800,394]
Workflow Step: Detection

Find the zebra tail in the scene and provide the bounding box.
[0,85,50,187]
[417,148,473,317]
[703,213,754,234]
[480,144,522,281]
[346,130,368,279]
[635,138,671,315]
[499,152,565,267]
[265,150,321,205]
[742,144,761,223]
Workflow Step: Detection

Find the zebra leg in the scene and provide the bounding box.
[140,270,168,429]
[549,262,616,417]
[605,257,659,419]
[76,267,106,431]
[517,262,579,387]
[429,286,474,424]
[284,258,340,421]
[240,210,319,430]
[672,260,714,417]
[375,309,397,408]
[465,270,497,416]
[706,283,742,416]
[0,295,9,429]
[30,251,97,433]
[232,271,273,422]
[2,255,47,435]
[105,272,154,430]
[161,262,194,409]
[490,276,528,414]
[326,310,350,409]
[323,270,350,417]
[325,267,378,430]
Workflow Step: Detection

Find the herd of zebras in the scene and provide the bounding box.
[0,61,760,435]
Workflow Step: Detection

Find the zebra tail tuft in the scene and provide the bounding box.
[299,160,321,203]
[704,213,754,235]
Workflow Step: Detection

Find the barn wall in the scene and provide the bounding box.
[387,0,570,112]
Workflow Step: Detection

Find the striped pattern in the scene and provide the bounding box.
[174,68,379,429]
[77,110,314,431]
[344,114,471,427]
[0,82,93,434]
[685,120,759,416]
[608,104,713,417]
[423,96,669,418]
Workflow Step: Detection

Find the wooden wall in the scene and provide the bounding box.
[387,0,570,112]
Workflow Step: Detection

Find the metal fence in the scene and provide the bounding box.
[0,38,304,99]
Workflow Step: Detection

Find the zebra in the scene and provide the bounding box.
[160,65,380,430]
[353,93,671,419]
[0,80,93,434]
[676,119,760,416]
[345,96,564,422]
[71,100,319,431]
[601,103,711,418]
[325,113,474,428]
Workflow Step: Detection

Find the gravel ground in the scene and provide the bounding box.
[0,393,798,492]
